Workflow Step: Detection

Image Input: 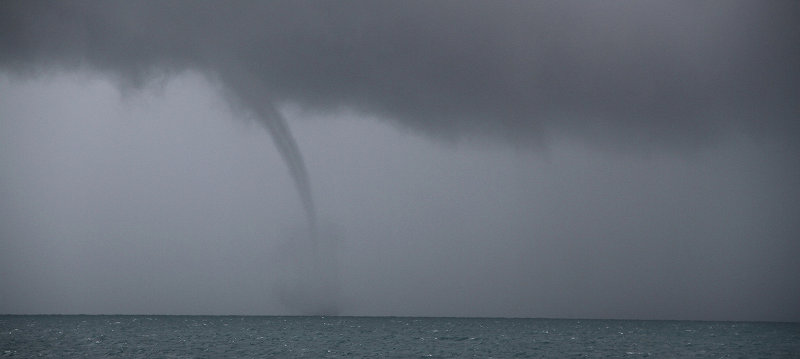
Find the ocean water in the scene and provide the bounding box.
[1,315,798,358]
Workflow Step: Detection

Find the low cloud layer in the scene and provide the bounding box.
[2,1,797,149]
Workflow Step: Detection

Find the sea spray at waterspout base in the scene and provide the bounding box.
[271,221,342,316]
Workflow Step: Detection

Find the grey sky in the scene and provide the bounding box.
[1,1,798,321]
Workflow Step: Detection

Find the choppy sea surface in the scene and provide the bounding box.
[1,315,798,358]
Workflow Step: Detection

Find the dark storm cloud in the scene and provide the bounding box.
[2,0,798,149]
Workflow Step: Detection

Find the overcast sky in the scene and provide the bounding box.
[1,1,798,321]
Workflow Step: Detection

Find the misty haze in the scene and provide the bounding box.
[1,2,799,355]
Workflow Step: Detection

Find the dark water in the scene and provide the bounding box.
[1,315,798,358]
